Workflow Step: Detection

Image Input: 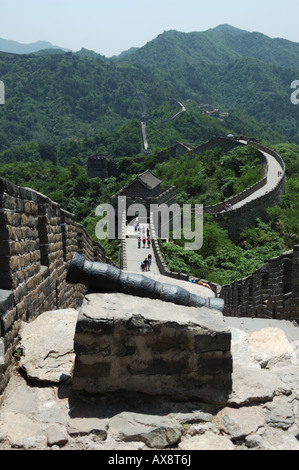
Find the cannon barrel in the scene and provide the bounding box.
[66,252,224,312]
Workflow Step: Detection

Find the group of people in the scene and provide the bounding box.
[141,254,152,272]
[136,224,151,249]
[224,202,232,211]
[189,276,211,289]
[138,234,151,249]
[132,220,152,272]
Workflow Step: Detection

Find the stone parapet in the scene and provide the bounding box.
[0,177,112,397]
[72,292,232,402]
[221,246,299,323]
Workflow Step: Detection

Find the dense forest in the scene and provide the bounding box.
[0,137,298,284]
[0,24,298,283]
[0,25,299,154]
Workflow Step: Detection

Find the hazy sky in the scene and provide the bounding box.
[0,0,299,57]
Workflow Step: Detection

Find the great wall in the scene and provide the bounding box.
[0,136,299,450]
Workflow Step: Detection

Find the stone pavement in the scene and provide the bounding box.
[230,145,283,210]
[124,220,160,274]
[0,294,298,450]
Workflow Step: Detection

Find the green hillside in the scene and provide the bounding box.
[117,25,299,69]
[0,25,298,284]
[0,24,299,156]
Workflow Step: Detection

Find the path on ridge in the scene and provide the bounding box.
[220,141,283,211]
[124,220,160,274]
[123,219,215,299]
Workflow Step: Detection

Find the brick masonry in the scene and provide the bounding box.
[72,292,233,401]
[0,177,112,396]
[220,245,299,323]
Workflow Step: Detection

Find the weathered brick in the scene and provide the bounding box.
[74,358,111,377]
[194,333,231,353]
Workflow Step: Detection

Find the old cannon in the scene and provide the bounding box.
[66,252,224,312]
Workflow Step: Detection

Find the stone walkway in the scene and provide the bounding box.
[228,143,283,210]
[0,304,298,451]
[124,220,160,274]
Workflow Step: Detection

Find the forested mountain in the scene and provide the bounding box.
[0,25,298,283]
[0,24,299,156]
[117,25,299,69]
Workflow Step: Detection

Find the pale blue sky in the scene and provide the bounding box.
[0,0,298,57]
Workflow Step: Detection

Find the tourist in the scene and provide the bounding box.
[138,236,141,248]
[142,236,146,248]
[140,261,145,272]
[198,280,212,289]
[147,235,151,248]
[144,257,148,272]
[147,254,152,271]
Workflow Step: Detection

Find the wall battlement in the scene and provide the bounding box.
[192,137,286,241]
[0,177,112,396]
[220,245,299,322]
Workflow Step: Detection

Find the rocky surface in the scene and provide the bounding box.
[0,306,298,451]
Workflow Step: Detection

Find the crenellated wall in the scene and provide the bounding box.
[220,245,299,323]
[0,177,112,396]
[153,236,299,323]
[192,137,286,241]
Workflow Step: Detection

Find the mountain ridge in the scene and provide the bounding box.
[0,24,299,153]
[1,24,299,63]
[116,25,299,69]
[0,37,70,54]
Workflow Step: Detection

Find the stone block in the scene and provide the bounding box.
[0,272,13,290]
[72,292,232,401]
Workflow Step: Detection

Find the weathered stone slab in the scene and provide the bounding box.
[178,431,235,450]
[19,309,78,383]
[264,396,295,430]
[68,417,108,439]
[109,411,182,449]
[228,365,292,406]
[216,406,264,439]
[72,292,232,401]
[0,411,46,449]
[248,327,295,366]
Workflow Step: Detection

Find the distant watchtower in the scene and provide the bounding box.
[87,155,115,179]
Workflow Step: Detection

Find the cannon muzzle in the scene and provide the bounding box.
[66,252,224,312]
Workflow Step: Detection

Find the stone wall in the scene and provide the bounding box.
[200,139,285,241]
[149,213,221,297]
[87,155,118,179]
[72,292,233,401]
[192,136,245,155]
[0,178,112,396]
[220,245,299,323]
[212,172,285,242]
